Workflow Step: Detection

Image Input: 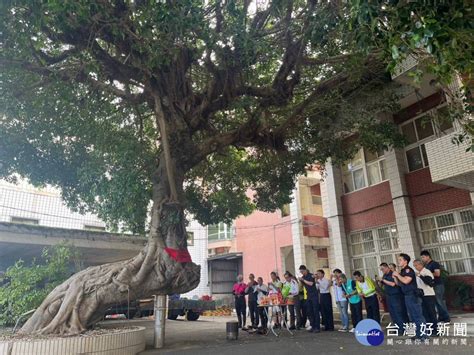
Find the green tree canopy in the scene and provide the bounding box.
[2,0,472,336]
[1,0,451,235]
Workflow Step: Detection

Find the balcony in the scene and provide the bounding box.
[391,55,418,82]
[302,215,328,238]
[425,131,474,191]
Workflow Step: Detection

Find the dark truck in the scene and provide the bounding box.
[104,295,215,321]
[166,294,216,321]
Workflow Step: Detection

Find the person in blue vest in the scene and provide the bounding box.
[341,273,363,332]
[379,262,409,334]
[392,253,427,340]
[298,265,321,333]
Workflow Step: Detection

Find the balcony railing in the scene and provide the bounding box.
[391,54,418,79]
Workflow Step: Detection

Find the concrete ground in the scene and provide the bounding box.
[100,313,474,355]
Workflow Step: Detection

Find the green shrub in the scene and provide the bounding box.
[0,244,72,326]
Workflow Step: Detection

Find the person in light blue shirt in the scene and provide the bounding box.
[332,269,349,332]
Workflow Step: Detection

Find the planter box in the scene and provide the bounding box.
[0,326,146,355]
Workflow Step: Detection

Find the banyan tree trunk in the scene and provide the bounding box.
[21,162,200,335]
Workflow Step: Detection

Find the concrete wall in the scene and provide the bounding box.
[425,131,474,191]
[405,167,472,217]
[0,181,105,230]
[341,181,395,232]
[234,209,292,282]
[182,219,210,298]
[0,326,146,355]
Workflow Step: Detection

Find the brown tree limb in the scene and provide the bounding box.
[0,58,146,104]
[153,96,179,202]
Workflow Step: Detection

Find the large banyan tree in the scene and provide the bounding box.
[1,0,469,335]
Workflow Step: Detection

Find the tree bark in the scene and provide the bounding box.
[20,158,200,335]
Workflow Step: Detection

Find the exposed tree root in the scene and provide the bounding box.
[20,242,200,335]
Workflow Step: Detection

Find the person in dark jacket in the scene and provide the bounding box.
[379,263,409,333]
[298,265,320,333]
[420,250,450,323]
[245,273,259,328]
[393,253,427,340]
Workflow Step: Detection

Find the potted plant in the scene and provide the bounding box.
[454,283,474,312]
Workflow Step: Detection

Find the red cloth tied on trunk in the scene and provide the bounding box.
[164,247,192,263]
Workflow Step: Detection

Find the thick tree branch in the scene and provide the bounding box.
[275,73,350,134]
[1,58,146,104]
[153,97,179,202]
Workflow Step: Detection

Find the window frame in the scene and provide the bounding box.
[400,103,454,172]
[311,195,322,205]
[417,207,474,275]
[342,148,387,194]
[280,204,290,217]
[83,224,106,232]
[207,222,234,241]
[348,224,400,277]
[187,231,194,246]
[10,216,40,225]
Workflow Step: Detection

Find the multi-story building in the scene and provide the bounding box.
[207,62,473,299]
[321,64,473,286]
[206,170,331,300]
[0,179,106,231]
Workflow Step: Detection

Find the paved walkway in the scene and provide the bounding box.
[101,314,474,355]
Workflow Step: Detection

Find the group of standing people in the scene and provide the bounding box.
[232,250,450,340]
[232,266,336,333]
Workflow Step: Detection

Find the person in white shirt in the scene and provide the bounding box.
[255,277,269,329]
[413,259,438,330]
[283,271,301,330]
[315,269,334,331]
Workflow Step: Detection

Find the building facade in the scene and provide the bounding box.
[207,65,473,298]
[321,67,473,285]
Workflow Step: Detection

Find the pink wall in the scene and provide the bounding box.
[235,210,293,283]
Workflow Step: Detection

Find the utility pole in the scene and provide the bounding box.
[154,295,167,348]
[273,224,278,273]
